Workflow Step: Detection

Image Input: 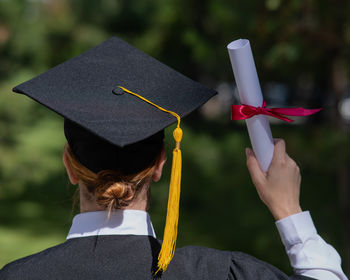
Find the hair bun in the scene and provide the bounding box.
[97,182,135,209]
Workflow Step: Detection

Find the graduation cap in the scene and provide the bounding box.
[13,36,217,272]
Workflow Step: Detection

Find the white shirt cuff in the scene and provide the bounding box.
[275,211,316,249]
[275,211,348,280]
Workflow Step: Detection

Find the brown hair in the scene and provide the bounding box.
[64,144,162,211]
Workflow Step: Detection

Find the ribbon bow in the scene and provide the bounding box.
[231,101,322,122]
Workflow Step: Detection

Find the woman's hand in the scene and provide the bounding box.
[245,139,302,221]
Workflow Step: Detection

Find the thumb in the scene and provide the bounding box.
[246,148,266,188]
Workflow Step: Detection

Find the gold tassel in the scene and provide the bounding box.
[156,126,182,273]
[118,86,183,274]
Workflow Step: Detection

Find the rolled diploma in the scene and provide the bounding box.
[227,39,274,172]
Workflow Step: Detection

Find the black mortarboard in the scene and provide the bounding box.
[13,36,216,147]
[12,36,217,273]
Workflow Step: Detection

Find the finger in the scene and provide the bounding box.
[246,148,266,187]
[284,153,299,170]
[271,139,286,164]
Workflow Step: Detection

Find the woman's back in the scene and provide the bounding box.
[1,234,312,280]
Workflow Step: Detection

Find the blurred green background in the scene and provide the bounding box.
[1,0,350,276]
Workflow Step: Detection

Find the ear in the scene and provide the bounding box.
[152,149,166,182]
[63,147,79,185]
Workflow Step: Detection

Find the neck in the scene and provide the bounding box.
[79,183,149,213]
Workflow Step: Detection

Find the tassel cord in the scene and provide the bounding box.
[118,86,183,274]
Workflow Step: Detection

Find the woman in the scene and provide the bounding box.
[0,36,347,279]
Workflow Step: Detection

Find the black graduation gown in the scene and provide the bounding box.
[0,235,315,280]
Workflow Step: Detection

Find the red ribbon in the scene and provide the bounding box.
[231,101,322,122]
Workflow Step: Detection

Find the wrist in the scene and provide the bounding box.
[271,205,302,221]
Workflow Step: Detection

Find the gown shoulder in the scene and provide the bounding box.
[0,236,315,280]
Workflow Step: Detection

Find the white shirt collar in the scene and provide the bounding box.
[66,210,156,240]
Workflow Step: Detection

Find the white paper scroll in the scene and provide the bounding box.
[227,39,274,172]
